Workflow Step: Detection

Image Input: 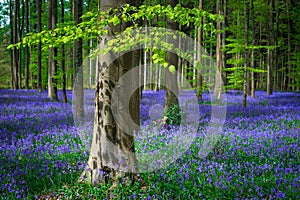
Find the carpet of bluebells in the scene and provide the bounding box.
[0,89,299,199]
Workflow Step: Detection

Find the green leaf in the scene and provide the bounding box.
[169,65,176,74]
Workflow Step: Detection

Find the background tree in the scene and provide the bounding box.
[37,0,43,92]
[74,0,84,117]
[48,0,59,101]
[243,0,249,107]
[24,0,29,90]
[12,0,19,89]
[196,0,203,101]
[61,0,67,103]
[267,0,274,95]
[165,0,179,121]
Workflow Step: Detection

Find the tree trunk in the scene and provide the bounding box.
[13,0,19,89]
[139,49,143,96]
[143,25,147,90]
[274,0,280,91]
[196,0,203,101]
[79,0,140,186]
[48,0,59,101]
[215,0,222,99]
[74,0,84,117]
[89,37,93,89]
[286,0,291,90]
[250,0,255,98]
[25,0,30,90]
[177,24,182,90]
[149,49,153,90]
[154,64,160,91]
[9,0,14,89]
[61,0,67,103]
[18,0,25,89]
[267,0,273,95]
[70,0,74,90]
[243,0,249,107]
[165,0,179,113]
[221,0,227,87]
[37,0,42,92]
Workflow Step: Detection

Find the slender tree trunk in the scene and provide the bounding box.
[274,0,280,91]
[243,0,249,107]
[215,0,222,99]
[143,24,147,90]
[267,0,274,95]
[74,0,84,117]
[154,64,160,91]
[149,48,153,90]
[25,0,30,90]
[52,0,58,100]
[48,0,58,101]
[139,49,143,95]
[286,0,291,90]
[37,0,42,92]
[193,31,197,88]
[196,0,203,101]
[89,37,93,89]
[165,0,179,112]
[48,0,54,99]
[9,0,14,89]
[221,0,227,86]
[250,0,255,98]
[70,0,74,89]
[13,0,19,89]
[258,21,263,90]
[18,0,25,89]
[177,24,182,90]
[61,0,67,103]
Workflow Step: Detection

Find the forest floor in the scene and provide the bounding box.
[0,89,299,199]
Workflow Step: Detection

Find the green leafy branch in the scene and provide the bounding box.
[8,4,218,50]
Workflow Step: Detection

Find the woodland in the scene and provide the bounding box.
[0,0,299,199]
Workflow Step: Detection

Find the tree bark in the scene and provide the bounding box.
[80,0,140,186]
[37,0,42,92]
[250,0,255,98]
[215,0,222,99]
[61,0,67,103]
[286,0,291,91]
[48,0,59,101]
[243,0,249,107]
[74,0,84,117]
[221,0,227,86]
[274,0,280,91]
[9,0,14,89]
[13,0,19,89]
[165,0,179,113]
[267,0,274,95]
[25,0,30,90]
[196,0,203,101]
[18,0,25,89]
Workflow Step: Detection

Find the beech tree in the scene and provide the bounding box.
[79,0,140,185]
[74,0,84,117]
[165,0,179,116]
[37,0,42,93]
[24,0,29,90]
[243,0,249,107]
[267,0,274,95]
[48,0,59,101]
[196,0,203,101]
